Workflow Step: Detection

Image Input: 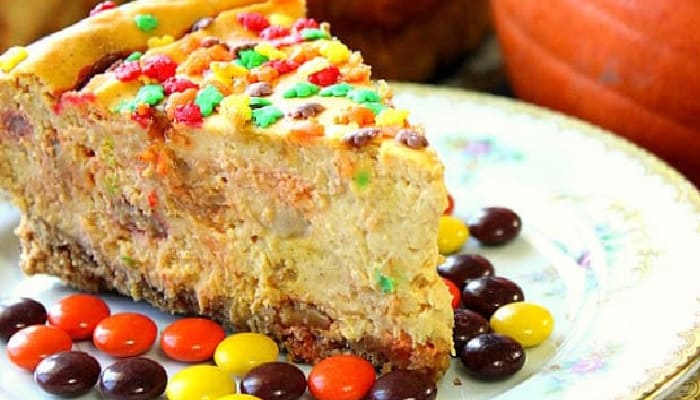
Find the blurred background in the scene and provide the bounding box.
[1,0,697,187]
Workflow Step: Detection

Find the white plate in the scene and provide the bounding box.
[1,84,699,399]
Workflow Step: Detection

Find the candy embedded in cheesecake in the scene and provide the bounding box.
[0,0,452,378]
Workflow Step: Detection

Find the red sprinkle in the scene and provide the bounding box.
[293,18,319,31]
[444,193,455,215]
[148,191,158,209]
[142,55,178,82]
[174,103,203,128]
[260,25,291,40]
[53,92,97,114]
[131,105,154,129]
[265,59,299,75]
[114,61,142,82]
[308,66,340,87]
[163,77,199,95]
[237,12,270,32]
[89,1,117,17]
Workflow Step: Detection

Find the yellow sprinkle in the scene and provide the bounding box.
[269,13,294,28]
[210,62,248,81]
[253,43,286,61]
[298,56,331,76]
[147,35,174,48]
[376,108,410,127]
[219,95,252,123]
[320,41,350,65]
[0,46,28,73]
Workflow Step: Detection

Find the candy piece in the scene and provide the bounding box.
[437,215,469,255]
[220,95,253,123]
[347,88,381,103]
[443,277,461,309]
[135,84,165,106]
[147,34,174,48]
[246,82,273,97]
[219,395,263,400]
[214,333,279,376]
[163,77,198,95]
[253,43,286,60]
[365,370,437,400]
[346,106,375,126]
[241,362,307,400]
[395,129,429,149]
[301,28,330,41]
[265,59,299,75]
[249,97,272,108]
[468,207,522,246]
[308,66,340,87]
[298,57,330,76]
[377,273,394,293]
[462,276,525,318]
[343,128,381,148]
[293,18,320,31]
[490,302,554,347]
[444,193,455,215]
[320,41,351,65]
[211,61,248,81]
[7,325,73,371]
[47,294,111,340]
[134,14,158,32]
[453,309,491,356]
[161,318,226,362]
[142,54,177,82]
[237,12,270,32]
[236,50,270,70]
[167,365,236,400]
[283,82,320,98]
[319,82,353,97]
[99,357,167,400]
[260,25,290,40]
[35,351,101,397]
[126,51,143,62]
[252,105,284,128]
[0,298,47,342]
[175,103,204,127]
[376,108,409,127]
[90,1,117,17]
[360,102,386,116]
[288,102,325,119]
[113,61,142,82]
[0,46,28,73]
[195,85,225,116]
[93,312,157,357]
[461,333,525,380]
[308,355,376,400]
[288,120,325,143]
[438,254,494,287]
[269,13,294,28]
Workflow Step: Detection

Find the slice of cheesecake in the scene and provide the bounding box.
[0,0,452,377]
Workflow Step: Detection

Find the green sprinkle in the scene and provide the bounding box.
[283,82,320,98]
[347,88,381,103]
[377,274,395,294]
[113,99,136,113]
[353,170,371,188]
[319,82,353,97]
[249,97,272,108]
[134,14,158,32]
[121,255,136,267]
[252,105,283,128]
[301,28,330,41]
[135,84,165,106]
[126,51,143,62]
[195,85,225,117]
[235,50,269,70]
[361,102,386,116]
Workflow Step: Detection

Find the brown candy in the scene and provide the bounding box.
[395,129,429,149]
[343,127,382,148]
[288,102,325,119]
[246,82,274,97]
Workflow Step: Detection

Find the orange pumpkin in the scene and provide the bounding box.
[492,0,700,186]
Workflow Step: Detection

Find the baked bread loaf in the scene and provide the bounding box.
[0,0,452,377]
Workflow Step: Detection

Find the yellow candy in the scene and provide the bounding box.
[0,46,28,73]
[147,35,174,48]
[320,41,351,65]
[438,216,469,255]
[490,302,555,347]
[376,108,410,127]
[166,365,236,400]
[253,43,286,60]
[211,62,249,81]
[269,13,294,28]
[214,333,279,376]
[219,95,252,123]
[217,395,263,400]
[298,56,331,76]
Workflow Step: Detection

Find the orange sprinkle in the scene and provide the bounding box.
[343,64,371,83]
[288,121,325,144]
[288,43,320,64]
[178,46,232,76]
[164,88,197,119]
[347,106,376,127]
[155,150,170,176]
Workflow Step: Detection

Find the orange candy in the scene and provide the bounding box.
[7,325,73,371]
[47,294,111,340]
[160,318,226,362]
[93,312,157,357]
[307,355,376,400]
